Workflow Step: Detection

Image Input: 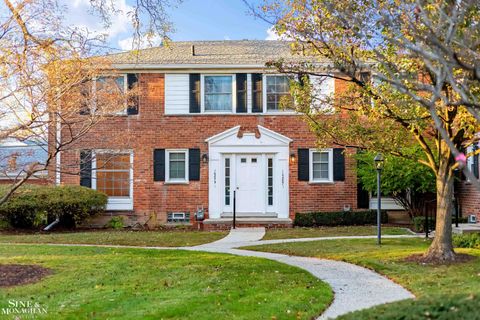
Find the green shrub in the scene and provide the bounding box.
[294,210,388,227]
[412,216,469,233]
[0,185,107,229]
[453,233,480,249]
[105,216,125,229]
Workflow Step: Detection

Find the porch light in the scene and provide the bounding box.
[290,152,296,164]
[201,153,209,163]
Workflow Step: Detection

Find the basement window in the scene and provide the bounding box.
[167,212,190,224]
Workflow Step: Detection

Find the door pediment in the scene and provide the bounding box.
[205,125,292,147]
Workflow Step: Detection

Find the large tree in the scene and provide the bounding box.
[252,0,480,261]
[0,0,177,204]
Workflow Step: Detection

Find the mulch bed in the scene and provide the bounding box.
[404,253,476,265]
[0,264,52,287]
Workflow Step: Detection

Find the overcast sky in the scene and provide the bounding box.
[65,0,276,52]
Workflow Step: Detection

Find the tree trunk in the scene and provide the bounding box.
[423,149,456,261]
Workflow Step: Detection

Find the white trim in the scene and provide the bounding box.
[165,149,189,183]
[309,148,334,184]
[200,74,235,113]
[91,149,134,211]
[207,125,291,219]
[205,125,241,144]
[247,73,252,113]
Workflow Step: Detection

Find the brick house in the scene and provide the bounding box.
[53,40,365,228]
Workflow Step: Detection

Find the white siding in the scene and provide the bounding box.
[310,75,335,114]
[165,74,190,114]
[247,73,252,112]
[370,197,405,210]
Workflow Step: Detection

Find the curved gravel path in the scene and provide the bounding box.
[5,228,416,319]
[188,228,415,319]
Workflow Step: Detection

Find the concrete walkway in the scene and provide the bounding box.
[187,228,415,319]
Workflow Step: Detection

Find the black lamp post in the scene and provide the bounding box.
[374,153,384,245]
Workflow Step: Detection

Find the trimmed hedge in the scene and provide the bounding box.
[412,216,469,233]
[294,210,388,227]
[0,185,107,229]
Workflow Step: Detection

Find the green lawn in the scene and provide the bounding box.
[0,244,332,319]
[0,230,227,247]
[244,238,480,319]
[263,226,412,240]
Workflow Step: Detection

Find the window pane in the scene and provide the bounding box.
[205,94,232,111]
[205,76,232,111]
[313,163,329,180]
[266,76,290,111]
[97,153,130,170]
[96,171,130,197]
[169,152,186,179]
[225,158,230,206]
[170,153,185,161]
[313,152,328,163]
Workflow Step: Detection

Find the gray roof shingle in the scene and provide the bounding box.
[107,40,316,66]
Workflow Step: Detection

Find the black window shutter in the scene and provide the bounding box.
[252,73,263,113]
[236,74,247,113]
[127,73,139,115]
[189,149,200,181]
[298,149,309,181]
[79,80,91,115]
[153,149,165,181]
[297,73,310,87]
[80,150,92,188]
[189,74,201,113]
[333,148,345,181]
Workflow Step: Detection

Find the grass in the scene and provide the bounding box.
[0,244,332,319]
[0,230,227,247]
[263,226,412,240]
[244,238,480,319]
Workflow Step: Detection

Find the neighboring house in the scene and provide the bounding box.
[456,143,480,222]
[52,40,366,228]
[0,138,48,184]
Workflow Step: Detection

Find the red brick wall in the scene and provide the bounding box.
[456,181,480,221]
[58,74,358,224]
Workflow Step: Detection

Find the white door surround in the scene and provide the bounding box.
[206,125,291,220]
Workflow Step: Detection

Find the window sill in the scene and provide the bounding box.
[165,181,189,185]
[309,180,335,185]
[106,198,133,211]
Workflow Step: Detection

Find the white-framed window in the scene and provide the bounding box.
[309,149,333,183]
[466,143,479,182]
[94,74,128,115]
[166,149,189,183]
[92,150,133,210]
[202,75,235,112]
[264,75,291,112]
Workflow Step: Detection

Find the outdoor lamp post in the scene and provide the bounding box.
[374,153,385,245]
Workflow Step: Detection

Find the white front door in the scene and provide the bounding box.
[235,155,264,214]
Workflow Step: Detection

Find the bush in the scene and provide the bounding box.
[453,233,480,249]
[105,216,124,229]
[0,185,107,229]
[294,210,388,227]
[412,216,469,233]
